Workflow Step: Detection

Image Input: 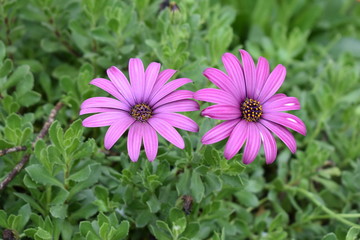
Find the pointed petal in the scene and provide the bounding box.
[107,66,135,105]
[260,119,297,153]
[82,112,127,127]
[153,90,193,109]
[194,88,239,106]
[127,122,143,162]
[258,64,286,103]
[240,50,256,98]
[143,62,161,101]
[222,53,246,100]
[148,117,184,149]
[79,107,125,115]
[262,112,306,135]
[263,96,300,112]
[151,69,177,95]
[257,123,277,164]
[81,97,128,111]
[90,78,128,105]
[202,119,240,144]
[149,78,192,106]
[203,68,241,100]
[143,124,158,161]
[224,120,248,160]
[201,105,241,120]
[154,113,199,132]
[154,100,199,113]
[129,58,145,102]
[104,117,135,150]
[242,124,261,164]
[255,56,270,98]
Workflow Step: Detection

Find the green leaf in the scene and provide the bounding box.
[322,233,338,240]
[68,165,91,182]
[14,193,46,216]
[50,204,68,219]
[156,220,172,236]
[0,40,5,60]
[0,58,13,78]
[3,65,30,90]
[49,121,64,150]
[346,227,360,240]
[110,221,130,240]
[18,204,32,231]
[0,210,8,228]
[176,169,191,195]
[99,222,110,239]
[17,91,41,107]
[235,190,259,208]
[26,164,64,188]
[146,194,161,213]
[35,228,52,240]
[190,172,204,202]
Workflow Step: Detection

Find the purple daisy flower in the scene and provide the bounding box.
[195,50,306,164]
[80,58,199,162]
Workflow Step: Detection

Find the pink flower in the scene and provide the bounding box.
[195,50,306,164]
[80,58,199,162]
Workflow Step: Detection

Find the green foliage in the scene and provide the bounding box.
[1,0,360,239]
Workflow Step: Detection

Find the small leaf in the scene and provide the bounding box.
[346,227,360,240]
[110,221,130,240]
[50,204,68,219]
[190,172,204,202]
[26,164,64,188]
[68,165,91,182]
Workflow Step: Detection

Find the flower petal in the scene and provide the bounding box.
[143,123,158,161]
[240,50,256,98]
[127,122,143,162]
[148,117,184,149]
[224,120,248,160]
[202,119,240,144]
[263,96,300,113]
[154,113,199,132]
[203,68,241,100]
[262,112,306,135]
[260,119,297,153]
[153,90,193,109]
[201,105,241,120]
[104,116,135,150]
[80,107,125,115]
[222,53,246,100]
[82,112,126,127]
[258,64,286,103]
[81,97,128,111]
[143,62,161,102]
[149,78,192,106]
[194,88,239,106]
[90,78,128,104]
[107,66,135,105]
[242,124,261,164]
[255,56,270,98]
[129,58,145,103]
[154,100,199,113]
[257,123,277,164]
[151,69,177,95]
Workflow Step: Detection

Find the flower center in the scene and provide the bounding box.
[241,98,263,122]
[131,103,152,122]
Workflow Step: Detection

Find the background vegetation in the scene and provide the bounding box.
[1,0,360,239]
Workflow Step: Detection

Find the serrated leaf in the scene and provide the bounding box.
[26,164,63,188]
